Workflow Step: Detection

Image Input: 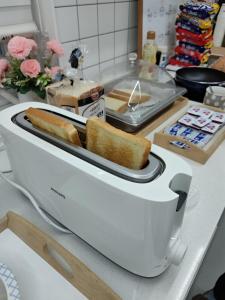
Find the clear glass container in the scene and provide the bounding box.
[97,56,186,132]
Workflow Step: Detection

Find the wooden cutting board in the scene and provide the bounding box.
[0,212,121,300]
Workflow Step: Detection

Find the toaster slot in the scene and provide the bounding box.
[12,110,165,183]
[23,111,87,147]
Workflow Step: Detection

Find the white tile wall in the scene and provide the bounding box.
[54,0,138,79]
[55,6,79,43]
[98,0,113,3]
[115,30,128,56]
[100,59,114,71]
[82,36,99,68]
[98,3,114,35]
[78,5,98,38]
[99,33,114,62]
[54,0,76,6]
[115,2,129,31]
[77,0,97,4]
[58,40,77,67]
[115,55,128,64]
[83,65,99,79]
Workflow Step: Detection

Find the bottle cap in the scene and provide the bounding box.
[147,31,156,40]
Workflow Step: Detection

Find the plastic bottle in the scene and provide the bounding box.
[142,31,157,65]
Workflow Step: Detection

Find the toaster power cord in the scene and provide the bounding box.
[0,143,71,234]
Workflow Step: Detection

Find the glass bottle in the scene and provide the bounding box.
[142,31,157,65]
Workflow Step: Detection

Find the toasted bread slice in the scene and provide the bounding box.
[86,117,151,169]
[105,96,128,113]
[108,89,150,103]
[26,107,81,146]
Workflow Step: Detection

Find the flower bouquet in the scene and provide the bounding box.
[0,35,64,100]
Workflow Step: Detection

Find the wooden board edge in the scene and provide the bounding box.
[211,46,225,57]
[203,128,225,160]
[135,97,189,137]
[154,132,208,164]
[153,108,225,165]
[137,0,143,59]
[0,214,8,233]
[7,212,122,300]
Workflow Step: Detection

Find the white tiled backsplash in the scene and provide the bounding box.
[54,0,138,79]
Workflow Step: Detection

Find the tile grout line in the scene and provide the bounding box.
[83,54,126,70]
[114,0,116,62]
[127,0,131,55]
[61,26,137,45]
[55,1,133,9]
[96,2,100,73]
[75,0,81,41]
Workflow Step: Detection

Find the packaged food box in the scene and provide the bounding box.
[46,79,105,119]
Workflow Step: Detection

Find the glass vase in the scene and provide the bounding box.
[17,91,45,103]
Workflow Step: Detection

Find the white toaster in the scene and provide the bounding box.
[0,102,192,277]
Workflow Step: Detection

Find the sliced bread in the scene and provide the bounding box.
[86,117,151,169]
[105,96,128,113]
[107,89,150,103]
[26,107,81,146]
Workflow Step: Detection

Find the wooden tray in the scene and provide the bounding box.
[153,104,225,164]
[0,212,121,300]
[135,96,188,136]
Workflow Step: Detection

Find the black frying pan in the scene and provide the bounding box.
[175,67,225,102]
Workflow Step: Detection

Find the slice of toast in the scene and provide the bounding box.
[107,89,150,103]
[26,107,81,146]
[86,117,151,169]
[105,96,128,113]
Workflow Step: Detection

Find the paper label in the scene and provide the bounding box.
[79,97,105,119]
[178,114,196,126]
[202,122,221,134]
[211,112,225,124]
[192,116,211,128]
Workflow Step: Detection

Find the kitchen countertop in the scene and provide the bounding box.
[0,101,225,300]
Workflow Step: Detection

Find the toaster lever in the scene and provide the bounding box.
[175,190,188,212]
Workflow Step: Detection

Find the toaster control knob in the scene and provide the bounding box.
[168,239,187,265]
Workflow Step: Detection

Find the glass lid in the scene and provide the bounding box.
[97,55,177,125]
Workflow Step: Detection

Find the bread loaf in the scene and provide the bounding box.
[86,117,151,169]
[26,107,81,146]
[48,81,103,106]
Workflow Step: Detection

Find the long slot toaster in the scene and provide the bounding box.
[12,110,165,183]
[0,102,192,277]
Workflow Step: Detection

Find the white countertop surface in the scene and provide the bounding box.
[0,101,225,300]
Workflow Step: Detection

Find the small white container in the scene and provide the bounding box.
[203,86,225,110]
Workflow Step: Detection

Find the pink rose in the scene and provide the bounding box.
[20,59,41,78]
[47,40,64,56]
[45,66,61,78]
[0,59,9,78]
[27,38,37,51]
[8,36,34,59]
[0,58,9,73]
